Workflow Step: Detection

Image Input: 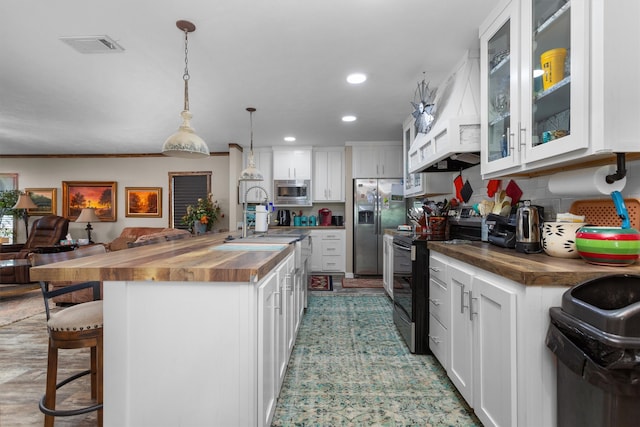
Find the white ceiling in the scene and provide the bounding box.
[0,0,500,156]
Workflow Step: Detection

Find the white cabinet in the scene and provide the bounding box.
[382,234,394,298]
[103,252,302,427]
[446,256,519,427]
[309,230,345,273]
[480,0,640,178]
[272,148,312,180]
[240,148,273,203]
[428,253,449,369]
[257,271,280,427]
[448,261,476,404]
[313,148,345,202]
[403,115,454,197]
[472,273,518,427]
[352,143,403,178]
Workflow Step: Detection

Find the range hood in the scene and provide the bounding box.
[408,50,481,173]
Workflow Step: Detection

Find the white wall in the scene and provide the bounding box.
[4,155,230,243]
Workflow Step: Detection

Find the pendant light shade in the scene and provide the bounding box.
[162,20,209,158]
[239,107,264,181]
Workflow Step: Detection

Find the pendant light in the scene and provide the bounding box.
[238,107,264,181]
[162,20,210,158]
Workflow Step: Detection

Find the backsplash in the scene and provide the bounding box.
[460,160,640,221]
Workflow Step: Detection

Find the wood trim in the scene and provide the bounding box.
[0,152,229,159]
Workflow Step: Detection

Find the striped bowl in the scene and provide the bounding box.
[575,226,640,266]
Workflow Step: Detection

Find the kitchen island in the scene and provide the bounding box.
[30,232,305,427]
[426,241,640,427]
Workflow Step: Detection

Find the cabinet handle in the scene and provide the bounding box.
[286,273,293,295]
[274,289,281,314]
[520,124,527,151]
[429,267,441,272]
[470,291,478,321]
[507,127,515,153]
[458,283,468,314]
[429,335,442,344]
[429,298,441,306]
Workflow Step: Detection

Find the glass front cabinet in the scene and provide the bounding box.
[480,0,640,178]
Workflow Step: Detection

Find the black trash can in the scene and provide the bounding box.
[546,274,640,427]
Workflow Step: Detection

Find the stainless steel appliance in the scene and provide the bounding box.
[515,200,543,253]
[274,179,312,206]
[393,211,482,354]
[354,178,405,275]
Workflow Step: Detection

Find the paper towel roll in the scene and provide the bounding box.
[547,165,626,196]
[255,205,269,232]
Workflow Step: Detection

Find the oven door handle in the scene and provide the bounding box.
[392,243,412,251]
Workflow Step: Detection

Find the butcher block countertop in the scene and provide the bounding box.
[29,232,294,283]
[428,241,640,287]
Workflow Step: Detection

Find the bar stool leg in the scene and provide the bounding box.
[44,344,58,427]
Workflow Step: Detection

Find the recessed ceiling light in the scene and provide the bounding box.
[284,136,296,142]
[347,73,367,84]
[342,115,357,122]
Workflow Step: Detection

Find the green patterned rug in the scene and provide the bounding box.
[272,294,481,426]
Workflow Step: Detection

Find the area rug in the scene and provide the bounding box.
[0,288,44,327]
[342,277,404,289]
[309,275,333,291]
[272,295,480,426]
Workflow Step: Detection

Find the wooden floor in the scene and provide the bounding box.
[0,290,98,426]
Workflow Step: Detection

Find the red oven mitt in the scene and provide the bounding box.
[454,174,464,202]
[486,179,501,197]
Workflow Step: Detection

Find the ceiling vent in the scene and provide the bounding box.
[59,35,125,54]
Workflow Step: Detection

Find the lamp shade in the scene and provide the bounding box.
[239,156,265,181]
[12,194,38,210]
[76,208,100,223]
[162,111,210,158]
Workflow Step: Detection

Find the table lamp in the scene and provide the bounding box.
[12,193,38,239]
[76,208,100,243]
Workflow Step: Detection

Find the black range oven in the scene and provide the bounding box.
[393,214,481,354]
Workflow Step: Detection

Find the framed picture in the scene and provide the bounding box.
[125,187,162,218]
[0,173,18,192]
[62,181,117,221]
[25,188,57,216]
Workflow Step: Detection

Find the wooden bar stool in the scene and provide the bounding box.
[31,245,106,427]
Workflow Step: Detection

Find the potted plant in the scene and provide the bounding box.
[182,193,221,234]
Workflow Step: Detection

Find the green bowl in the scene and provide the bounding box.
[575,227,640,266]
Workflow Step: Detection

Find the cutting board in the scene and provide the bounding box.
[569,198,640,229]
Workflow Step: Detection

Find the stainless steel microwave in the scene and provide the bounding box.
[274,179,312,206]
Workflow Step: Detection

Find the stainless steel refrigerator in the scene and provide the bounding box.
[354,178,406,275]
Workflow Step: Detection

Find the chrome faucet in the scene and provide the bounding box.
[243,185,270,238]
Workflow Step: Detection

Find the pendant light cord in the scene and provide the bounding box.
[183,28,190,111]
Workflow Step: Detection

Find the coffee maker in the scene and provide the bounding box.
[277,209,291,226]
[318,208,332,226]
[515,200,543,253]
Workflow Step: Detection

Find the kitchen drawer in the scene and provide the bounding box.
[322,256,343,272]
[429,254,447,283]
[429,277,448,327]
[322,241,342,256]
[429,313,448,369]
[322,232,342,240]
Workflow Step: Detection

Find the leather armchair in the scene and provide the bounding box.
[0,215,70,284]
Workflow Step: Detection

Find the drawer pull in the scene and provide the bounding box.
[429,335,442,344]
[429,298,441,306]
[429,267,441,272]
